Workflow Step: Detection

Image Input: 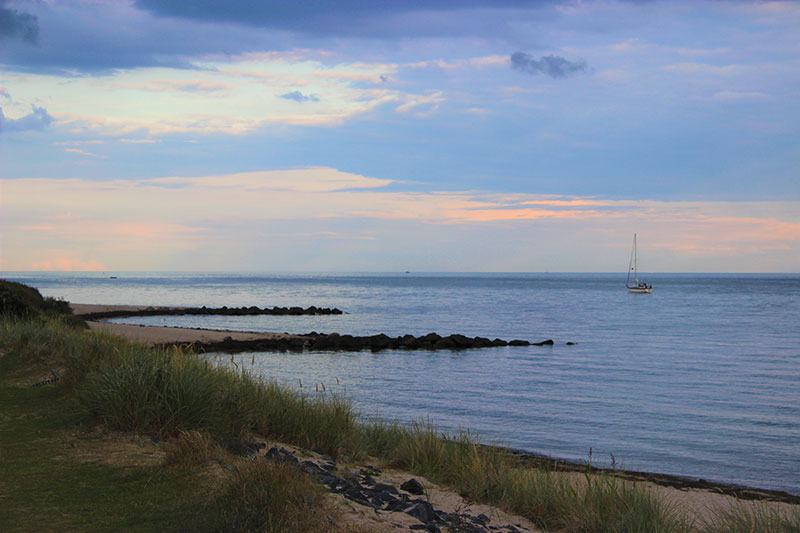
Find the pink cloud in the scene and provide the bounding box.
[64,147,105,158]
[31,257,105,271]
[19,225,54,231]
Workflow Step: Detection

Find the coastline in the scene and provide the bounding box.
[74,303,800,505]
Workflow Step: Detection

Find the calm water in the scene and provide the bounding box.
[5,272,799,494]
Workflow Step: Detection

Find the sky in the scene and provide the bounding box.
[0,0,798,272]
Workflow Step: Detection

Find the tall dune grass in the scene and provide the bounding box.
[359,419,688,532]
[701,501,800,533]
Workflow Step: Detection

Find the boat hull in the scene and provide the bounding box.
[627,286,652,294]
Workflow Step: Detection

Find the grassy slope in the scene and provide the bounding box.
[0,357,198,531]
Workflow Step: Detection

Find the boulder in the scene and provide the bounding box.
[400,478,425,495]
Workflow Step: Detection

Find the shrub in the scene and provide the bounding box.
[0,279,85,328]
[181,459,333,532]
[164,429,224,467]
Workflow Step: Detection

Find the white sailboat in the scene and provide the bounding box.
[626,234,652,293]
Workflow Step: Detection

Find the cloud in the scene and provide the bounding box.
[0,0,38,44]
[0,105,54,133]
[712,91,770,103]
[30,256,105,271]
[405,56,507,71]
[510,52,588,78]
[662,63,744,76]
[2,169,799,271]
[1,1,554,73]
[134,0,548,38]
[116,79,232,94]
[280,90,320,103]
[64,147,106,158]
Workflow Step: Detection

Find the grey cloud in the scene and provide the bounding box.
[2,1,561,74]
[280,91,320,103]
[134,0,560,39]
[0,0,38,43]
[0,105,54,133]
[511,52,587,78]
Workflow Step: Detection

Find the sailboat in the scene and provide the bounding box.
[626,234,652,293]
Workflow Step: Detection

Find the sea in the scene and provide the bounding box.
[4,272,799,495]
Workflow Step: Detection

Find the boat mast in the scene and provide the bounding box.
[633,233,639,284]
[627,234,636,286]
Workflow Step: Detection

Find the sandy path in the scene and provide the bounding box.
[72,303,295,345]
[84,321,295,345]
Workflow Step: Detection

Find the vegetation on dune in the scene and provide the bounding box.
[0,279,86,328]
[1,279,797,532]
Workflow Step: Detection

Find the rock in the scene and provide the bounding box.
[474,336,492,347]
[400,334,420,349]
[532,339,554,346]
[436,337,459,349]
[419,332,442,344]
[344,487,371,507]
[508,340,530,346]
[405,501,437,524]
[339,334,361,350]
[401,478,425,495]
[385,499,409,512]
[368,333,393,351]
[264,447,299,466]
[448,334,472,347]
[410,525,440,532]
[372,483,398,494]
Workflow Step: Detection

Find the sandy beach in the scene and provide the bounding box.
[72,303,299,345]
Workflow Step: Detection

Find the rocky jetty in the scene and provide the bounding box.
[81,305,343,320]
[170,332,555,354]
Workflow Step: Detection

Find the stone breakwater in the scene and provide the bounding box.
[166,332,559,354]
[80,305,343,320]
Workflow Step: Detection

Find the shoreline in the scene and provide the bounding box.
[73,303,800,503]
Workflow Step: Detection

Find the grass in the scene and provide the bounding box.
[0,317,351,532]
[163,429,225,467]
[0,365,199,532]
[179,459,335,532]
[2,309,797,532]
[358,419,689,532]
[701,501,800,533]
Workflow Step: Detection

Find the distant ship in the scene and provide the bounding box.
[626,234,652,293]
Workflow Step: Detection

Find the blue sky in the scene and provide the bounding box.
[1,0,798,272]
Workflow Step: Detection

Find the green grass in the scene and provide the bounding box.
[0,317,348,532]
[0,371,200,532]
[358,419,689,532]
[179,459,334,532]
[701,501,800,533]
